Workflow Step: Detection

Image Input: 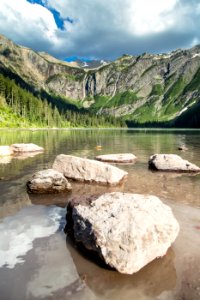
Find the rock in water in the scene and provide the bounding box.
[68,192,180,274]
[149,154,200,172]
[27,169,72,193]
[178,145,188,151]
[11,143,44,153]
[95,153,137,163]
[53,155,127,185]
[0,146,13,156]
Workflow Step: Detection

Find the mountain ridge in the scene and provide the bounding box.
[0,33,200,127]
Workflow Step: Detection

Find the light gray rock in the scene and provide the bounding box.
[95,153,137,163]
[149,154,200,172]
[0,146,13,156]
[53,155,127,185]
[11,143,44,153]
[69,192,180,274]
[27,169,72,193]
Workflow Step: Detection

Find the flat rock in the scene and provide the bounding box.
[53,154,127,185]
[95,153,137,163]
[0,146,13,156]
[68,192,180,274]
[27,169,72,194]
[149,154,200,172]
[11,143,44,153]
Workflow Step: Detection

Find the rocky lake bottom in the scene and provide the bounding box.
[0,128,200,300]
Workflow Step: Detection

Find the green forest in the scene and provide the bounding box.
[0,71,200,129]
[0,73,126,128]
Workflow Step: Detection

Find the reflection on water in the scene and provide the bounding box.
[0,152,43,165]
[1,129,200,215]
[0,129,200,300]
[67,239,177,300]
[0,156,12,165]
[169,203,200,300]
[26,235,80,299]
[125,167,200,206]
[29,181,124,207]
[0,205,64,268]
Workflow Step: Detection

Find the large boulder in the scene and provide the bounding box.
[53,155,127,185]
[95,153,137,163]
[27,169,72,193]
[0,146,13,156]
[11,143,44,153]
[67,192,179,274]
[149,154,200,172]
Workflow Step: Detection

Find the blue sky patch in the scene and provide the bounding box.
[26,0,44,6]
[65,56,93,62]
[26,0,73,30]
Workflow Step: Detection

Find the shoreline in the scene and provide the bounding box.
[0,127,200,132]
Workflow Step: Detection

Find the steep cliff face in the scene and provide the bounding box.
[1,34,200,123]
[85,49,200,122]
[0,34,86,100]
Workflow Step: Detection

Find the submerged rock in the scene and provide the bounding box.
[11,143,44,153]
[67,192,179,274]
[95,153,137,163]
[149,154,200,172]
[27,169,72,194]
[0,146,13,156]
[178,145,188,151]
[53,154,127,185]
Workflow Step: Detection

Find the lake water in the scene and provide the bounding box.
[0,129,200,300]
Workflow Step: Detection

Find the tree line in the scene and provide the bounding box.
[0,73,126,128]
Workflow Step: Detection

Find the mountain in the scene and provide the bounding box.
[0,35,123,128]
[0,33,200,127]
[71,59,110,69]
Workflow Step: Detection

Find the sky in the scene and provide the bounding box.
[0,0,200,61]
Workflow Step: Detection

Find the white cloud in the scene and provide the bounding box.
[0,0,59,49]
[0,0,200,59]
[45,0,200,57]
[127,0,177,35]
[46,0,178,35]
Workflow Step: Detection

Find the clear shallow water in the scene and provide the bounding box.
[0,129,200,300]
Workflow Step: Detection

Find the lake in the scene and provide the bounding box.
[0,129,200,300]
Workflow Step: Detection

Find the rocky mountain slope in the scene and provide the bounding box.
[0,34,200,125]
